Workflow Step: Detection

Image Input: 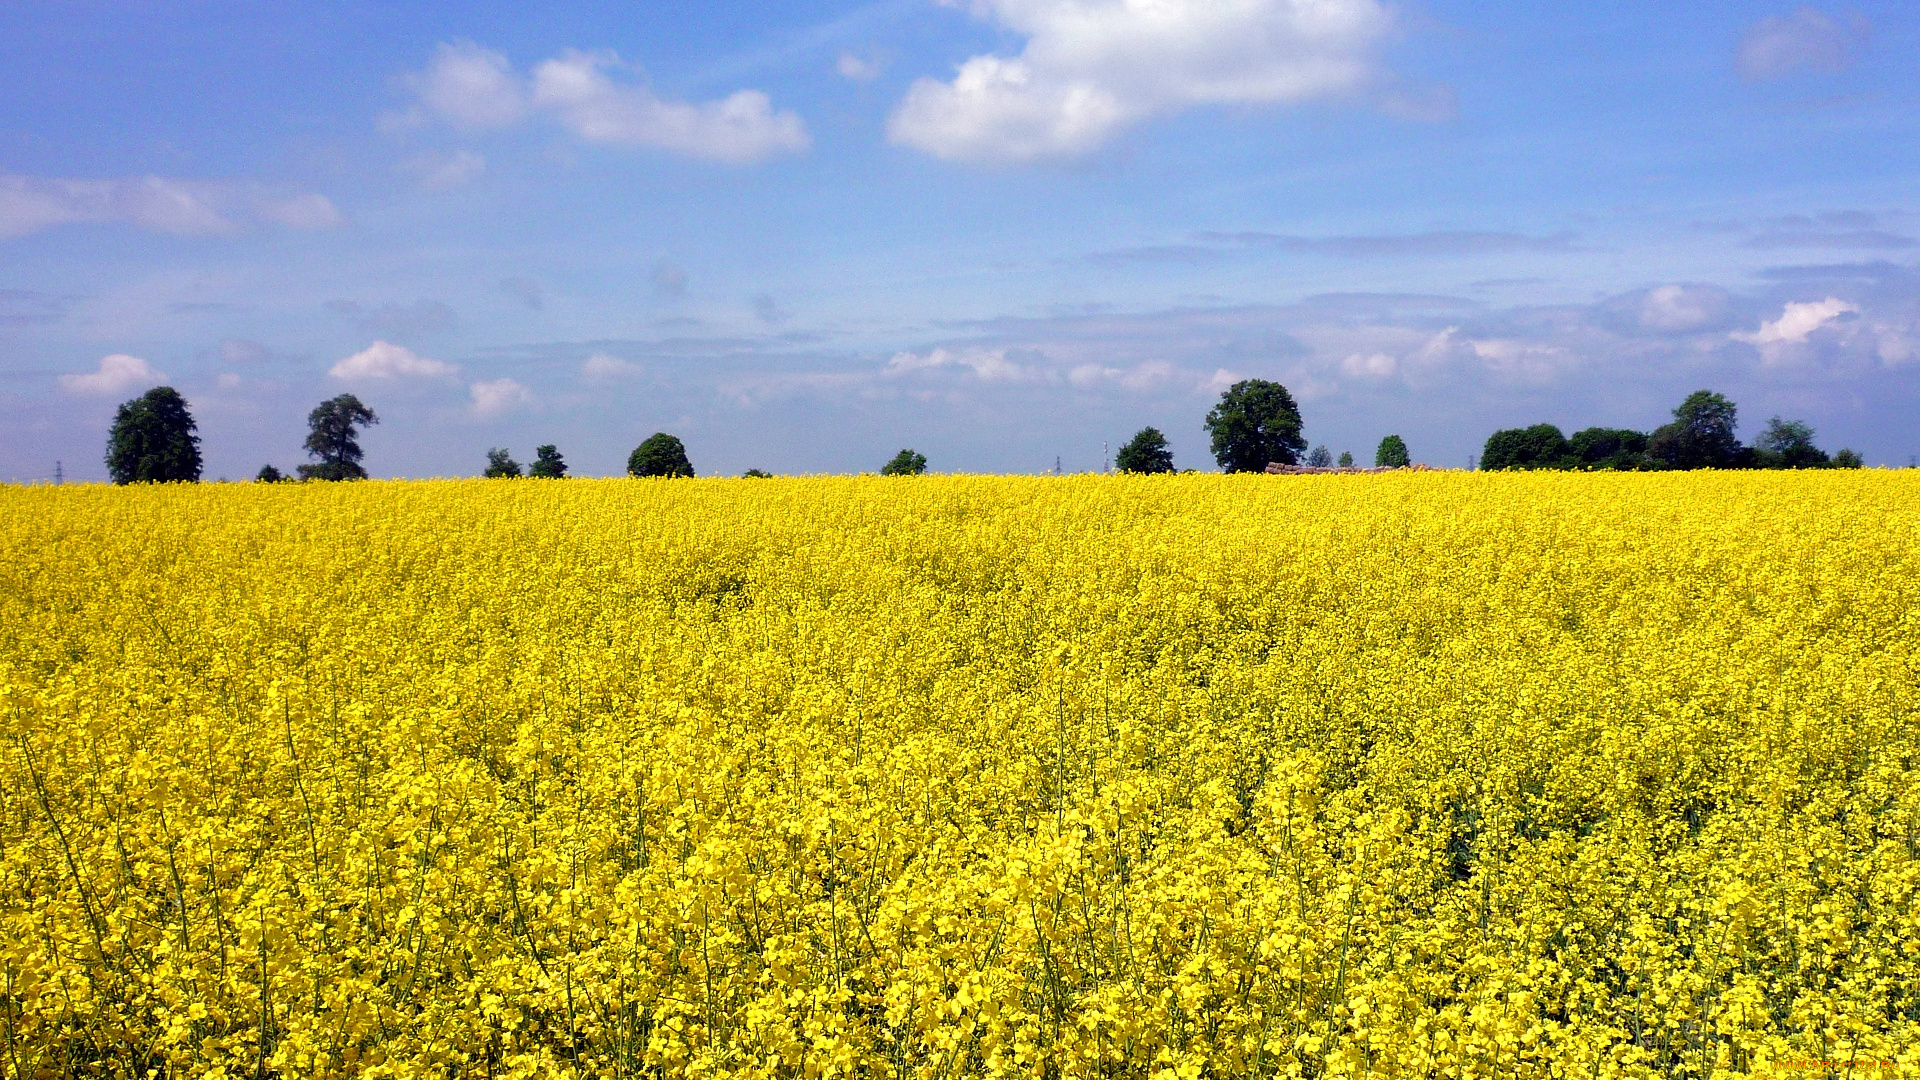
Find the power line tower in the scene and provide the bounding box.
[54,460,62,486]
[1054,455,1062,476]
[1102,441,1109,473]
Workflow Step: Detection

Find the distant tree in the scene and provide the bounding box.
[1832,448,1864,469]
[1204,379,1307,472]
[1649,390,1743,470]
[298,394,378,481]
[1305,445,1333,468]
[1338,451,1354,468]
[256,464,284,483]
[1567,427,1650,469]
[105,386,202,484]
[881,449,928,476]
[1375,434,1410,468]
[1482,424,1570,470]
[1115,427,1176,474]
[528,444,567,478]
[484,448,523,478]
[628,433,694,477]
[742,468,773,478]
[1754,417,1829,469]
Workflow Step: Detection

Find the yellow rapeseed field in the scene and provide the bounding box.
[2,473,1917,1079]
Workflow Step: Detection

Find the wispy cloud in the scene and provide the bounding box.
[1737,7,1868,81]
[0,175,343,240]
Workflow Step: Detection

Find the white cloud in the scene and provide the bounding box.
[0,174,342,239]
[887,0,1395,163]
[469,377,533,418]
[329,340,458,379]
[1733,297,1858,347]
[886,346,1031,381]
[1638,284,1728,332]
[60,354,162,396]
[837,53,882,81]
[403,41,529,129]
[1068,359,1175,389]
[530,51,810,163]
[401,149,487,192]
[1737,8,1866,81]
[1339,351,1397,377]
[582,353,642,380]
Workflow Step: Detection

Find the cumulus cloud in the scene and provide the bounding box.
[0,175,343,239]
[468,377,534,418]
[1734,297,1859,347]
[887,0,1396,163]
[399,41,529,129]
[886,346,1033,381]
[329,341,458,379]
[531,51,810,163]
[1737,7,1868,81]
[59,354,163,396]
[582,353,642,380]
[393,42,809,165]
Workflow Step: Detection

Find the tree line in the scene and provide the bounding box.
[1480,389,1863,471]
[93,380,1870,485]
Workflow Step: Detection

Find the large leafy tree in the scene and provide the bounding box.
[299,394,378,481]
[1115,427,1175,474]
[484,448,523,478]
[1481,424,1569,470]
[1568,427,1649,469]
[1305,445,1333,468]
[1755,417,1828,469]
[528,444,567,478]
[880,449,928,476]
[1203,379,1306,472]
[1649,390,1743,469]
[629,433,694,477]
[1374,434,1411,468]
[106,386,202,484]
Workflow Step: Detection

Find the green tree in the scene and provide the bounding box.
[528,445,567,478]
[742,468,773,478]
[1649,390,1743,470]
[881,449,928,476]
[1204,379,1307,472]
[1832,448,1864,469]
[105,386,202,484]
[1567,427,1649,469]
[1481,424,1570,470]
[1305,445,1333,468]
[1338,451,1353,467]
[255,464,284,483]
[1754,417,1828,469]
[484,448,523,478]
[298,394,378,481]
[1375,434,1410,468]
[1115,427,1175,474]
[628,433,694,477]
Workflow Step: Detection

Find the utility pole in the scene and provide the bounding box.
[54,460,62,485]
[1102,441,1109,474]
[1053,455,1062,476]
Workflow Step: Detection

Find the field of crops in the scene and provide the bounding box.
[1,473,1917,1079]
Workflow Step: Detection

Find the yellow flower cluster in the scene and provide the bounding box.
[2,472,1917,1079]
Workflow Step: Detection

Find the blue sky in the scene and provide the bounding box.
[5,0,1917,479]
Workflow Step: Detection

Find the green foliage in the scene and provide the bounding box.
[105,386,202,484]
[1567,427,1650,469]
[1481,424,1570,470]
[1305,445,1333,468]
[1115,427,1175,474]
[628,433,694,478]
[484,448,523,478]
[529,445,567,478]
[255,465,284,483]
[742,468,774,479]
[1833,448,1864,469]
[1649,390,1743,469]
[1374,434,1410,469]
[1755,417,1829,469]
[881,449,928,476]
[298,394,378,481]
[1204,379,1307,472]
[1338,451,1353,468]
